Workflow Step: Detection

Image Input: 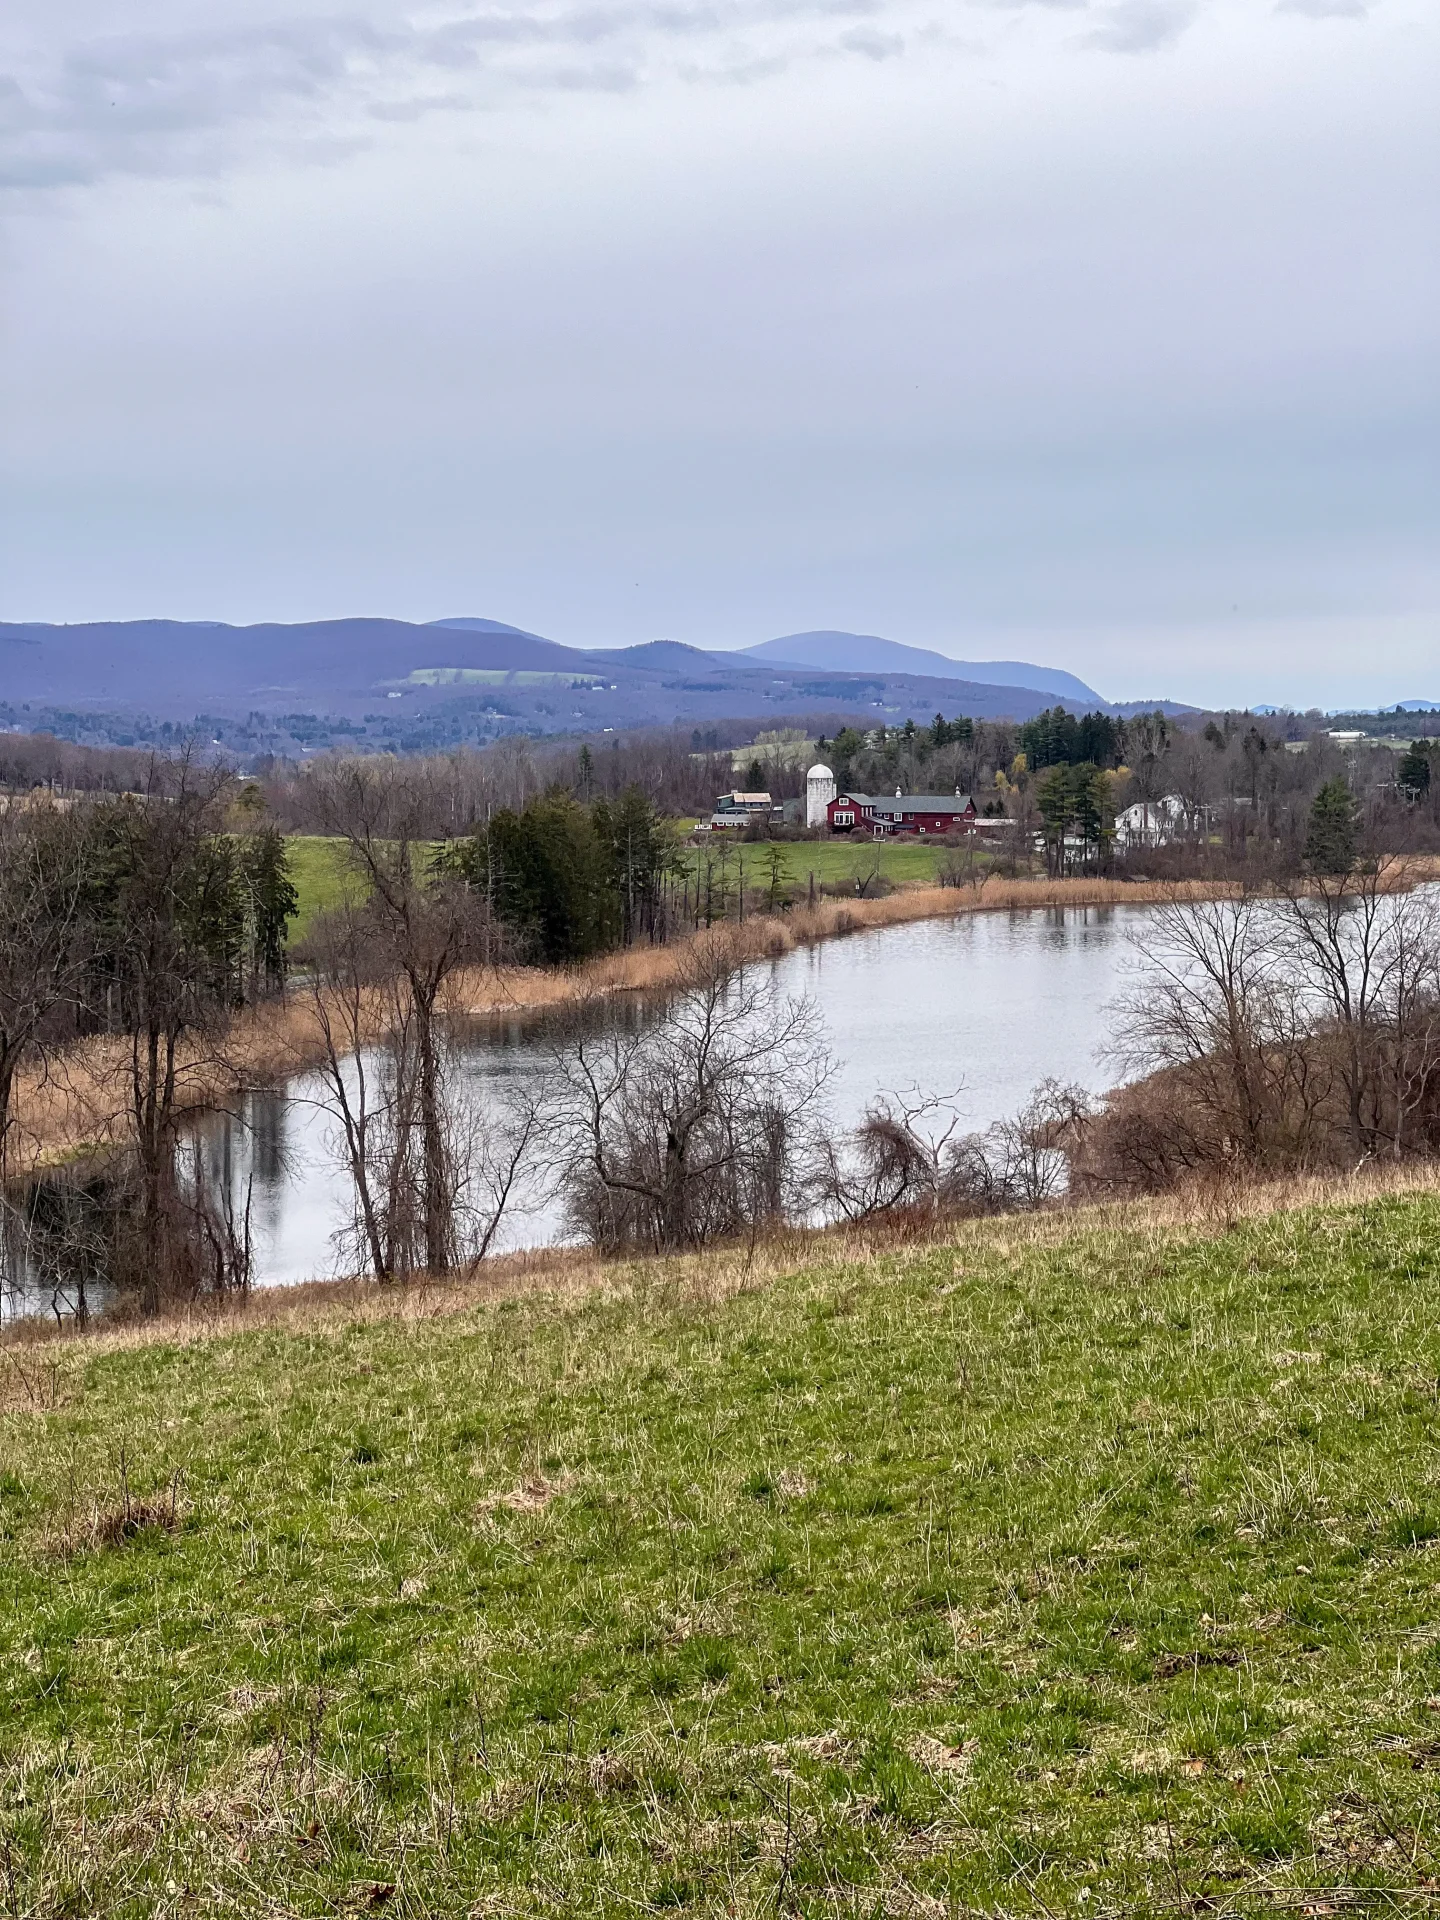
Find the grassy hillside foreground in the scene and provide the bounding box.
[7,1198,1440,1915]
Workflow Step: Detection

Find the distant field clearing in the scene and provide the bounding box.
[402,668,605,687]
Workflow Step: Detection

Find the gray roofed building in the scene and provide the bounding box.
[871,794,976,816]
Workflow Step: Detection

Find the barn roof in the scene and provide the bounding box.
[879,794,976,813]
[835,792,976,813]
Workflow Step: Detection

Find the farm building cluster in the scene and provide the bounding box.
[705,765,986,837]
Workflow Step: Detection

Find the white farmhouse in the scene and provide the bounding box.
[1116,793,1187,848]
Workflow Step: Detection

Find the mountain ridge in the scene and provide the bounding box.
[726,631,1107,707]
[0,618,1191,757]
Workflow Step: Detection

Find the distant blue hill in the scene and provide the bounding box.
[0,616,590,710]
[721,632,1108,708]
[585,642,721,671]
[427,617,553,642]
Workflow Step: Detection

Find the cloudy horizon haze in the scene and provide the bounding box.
[1,0,1435,711]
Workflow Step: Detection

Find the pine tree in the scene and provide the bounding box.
[241,827,298,995]
[1399,742,1433,798]
[1036,764,1076,875]
[1305,778,1359,874]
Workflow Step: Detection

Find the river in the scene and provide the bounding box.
[234,901,1143,1283]
[2,902,1148,1317]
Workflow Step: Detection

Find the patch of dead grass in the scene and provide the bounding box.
[474,1472,572,1519]
[44,1475,185,1558]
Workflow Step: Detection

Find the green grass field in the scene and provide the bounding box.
[283,834,961,942]
[685,838,955,894]
[284,835,362,940]
[8,1194,1440,1914]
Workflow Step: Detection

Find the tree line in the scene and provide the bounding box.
[0,770,298,1317]
[443,786,681,963]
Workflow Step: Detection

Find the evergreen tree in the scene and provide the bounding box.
[1021,708,1125,772]
[831,728,865,787]
[1035,764,1077,874]
[240,827,299,994]
[1399,741,1434,798]
[1035,763,1112,873]
[451,786,679,962]
[78,778,252,1311]
[1070,765,1113,866]
[1305,778,1359,874]
[593,787,677,947]
[454,791,614,963]
[1076,712,1121,768]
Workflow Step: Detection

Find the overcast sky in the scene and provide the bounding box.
[1,0,1435,708]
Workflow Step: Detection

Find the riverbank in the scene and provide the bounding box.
[7,1173,1440,1913]
[11,859,1437,1179]
[7,1152,1440,1355]
[447,855,1440,1016]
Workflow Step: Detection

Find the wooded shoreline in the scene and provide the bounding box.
[9,858,1438,1181]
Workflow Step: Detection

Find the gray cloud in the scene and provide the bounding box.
[0,0,885,191]
[1275,0,1366,16]
[836,24,904,55]
[1080,0,1197,50]
[9,0,1325,194]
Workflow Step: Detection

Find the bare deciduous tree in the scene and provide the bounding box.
[813,1087,964,1223]
[1087,876,1440,1193]
[307,758,502,1273]
[963,1079,1093,1211]
[1108,890,1310,1167]
[298,894,543,1281]
[298,904,408,1280]
[549,933,830,1253]
[817,1079,1093,1225]
[1275,863,1440,1163]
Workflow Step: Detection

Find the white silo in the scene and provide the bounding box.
[806,763,837,829]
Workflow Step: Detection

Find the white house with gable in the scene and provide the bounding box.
[1116,793,1187,848]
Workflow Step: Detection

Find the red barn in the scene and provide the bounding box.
[827,790,977,836]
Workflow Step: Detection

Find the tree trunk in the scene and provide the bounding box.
[412,980,453,1275]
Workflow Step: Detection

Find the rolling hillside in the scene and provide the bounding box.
[5,1188,1440,1912]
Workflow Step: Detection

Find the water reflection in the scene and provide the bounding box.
[1,1169,117,1326]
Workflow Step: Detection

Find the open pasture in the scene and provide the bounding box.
[6,1194,1440,1912]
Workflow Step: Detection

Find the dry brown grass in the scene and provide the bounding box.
[0,1343,70,1410]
